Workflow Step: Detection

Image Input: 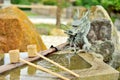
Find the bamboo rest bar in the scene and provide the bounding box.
[0,43,68,74]
[20,58,69,80]
[27,44,79,77]
[8,48,70,80]
[36,53,80,77]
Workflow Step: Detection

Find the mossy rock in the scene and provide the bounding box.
[0,6,47,53]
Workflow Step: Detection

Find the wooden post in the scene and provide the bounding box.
[9,49,20,64]
[27,45,37,58]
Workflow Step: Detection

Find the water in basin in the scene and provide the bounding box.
[117,68,120,80]
[0,51,91,80]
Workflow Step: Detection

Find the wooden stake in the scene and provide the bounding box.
[36,53,80,77]
[20,58,69,80]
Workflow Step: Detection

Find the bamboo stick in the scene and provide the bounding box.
[36,53,80,77]
[20,58,69,80]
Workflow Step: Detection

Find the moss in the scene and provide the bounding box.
[0,6,47,53]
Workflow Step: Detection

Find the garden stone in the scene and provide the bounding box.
[0,6,47,53]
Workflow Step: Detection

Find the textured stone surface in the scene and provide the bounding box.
[87,19,114,62]
[88,19,112,43]
[71,6,120,67]
[60,52,119,80]
[0,6,47,53]
[89,6,120,68]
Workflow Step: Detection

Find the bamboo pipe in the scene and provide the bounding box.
[20,58,69,80]
[36,53,80,77]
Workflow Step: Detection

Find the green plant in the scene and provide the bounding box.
[42,0,57,5]
[74,0,120,11]
[24,11,39,16]
[34,23,69,35]
[101,0,120,11]
[11,0,42,4]
[35,23,56,35]
[75,0,101,8]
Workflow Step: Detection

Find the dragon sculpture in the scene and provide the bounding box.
[64,6,120,69]
[65,10,91,53]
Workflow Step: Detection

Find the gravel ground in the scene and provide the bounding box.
[41,35,68,49]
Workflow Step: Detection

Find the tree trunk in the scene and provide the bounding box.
[56,0,62,28]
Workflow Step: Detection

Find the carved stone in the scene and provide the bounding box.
[70,6,120,68]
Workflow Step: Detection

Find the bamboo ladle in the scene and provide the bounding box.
[9,49,69,80]
[20,58,69,80]
[27,45,79,77]
[36,53,80,77]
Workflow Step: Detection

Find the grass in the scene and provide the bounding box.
[34,23,57,35]
[23,11,70,35]
[34,23,70,35]
[24,11,39,16]
[35,23,56,28]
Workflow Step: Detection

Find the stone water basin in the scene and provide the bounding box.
[0,51,119,80]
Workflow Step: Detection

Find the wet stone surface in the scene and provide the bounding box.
[0,52,91,80]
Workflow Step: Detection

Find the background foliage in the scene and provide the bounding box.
[11,0,120,12]
[74,0,120,12]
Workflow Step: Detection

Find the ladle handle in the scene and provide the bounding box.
[20,58,69,80]
[36,53,80,77]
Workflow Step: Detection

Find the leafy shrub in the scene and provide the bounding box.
[42,0,57,5]
[74,0,120,11]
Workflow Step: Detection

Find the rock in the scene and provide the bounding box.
[82,5,120,68]
[88,19,112,43]
[114,19,120,31]
[67,5,120,67]
[0,6,47,53]
[90,40,114,62]
[110,51,120,68]
[87,19,114,62]
[89,6,120,68]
